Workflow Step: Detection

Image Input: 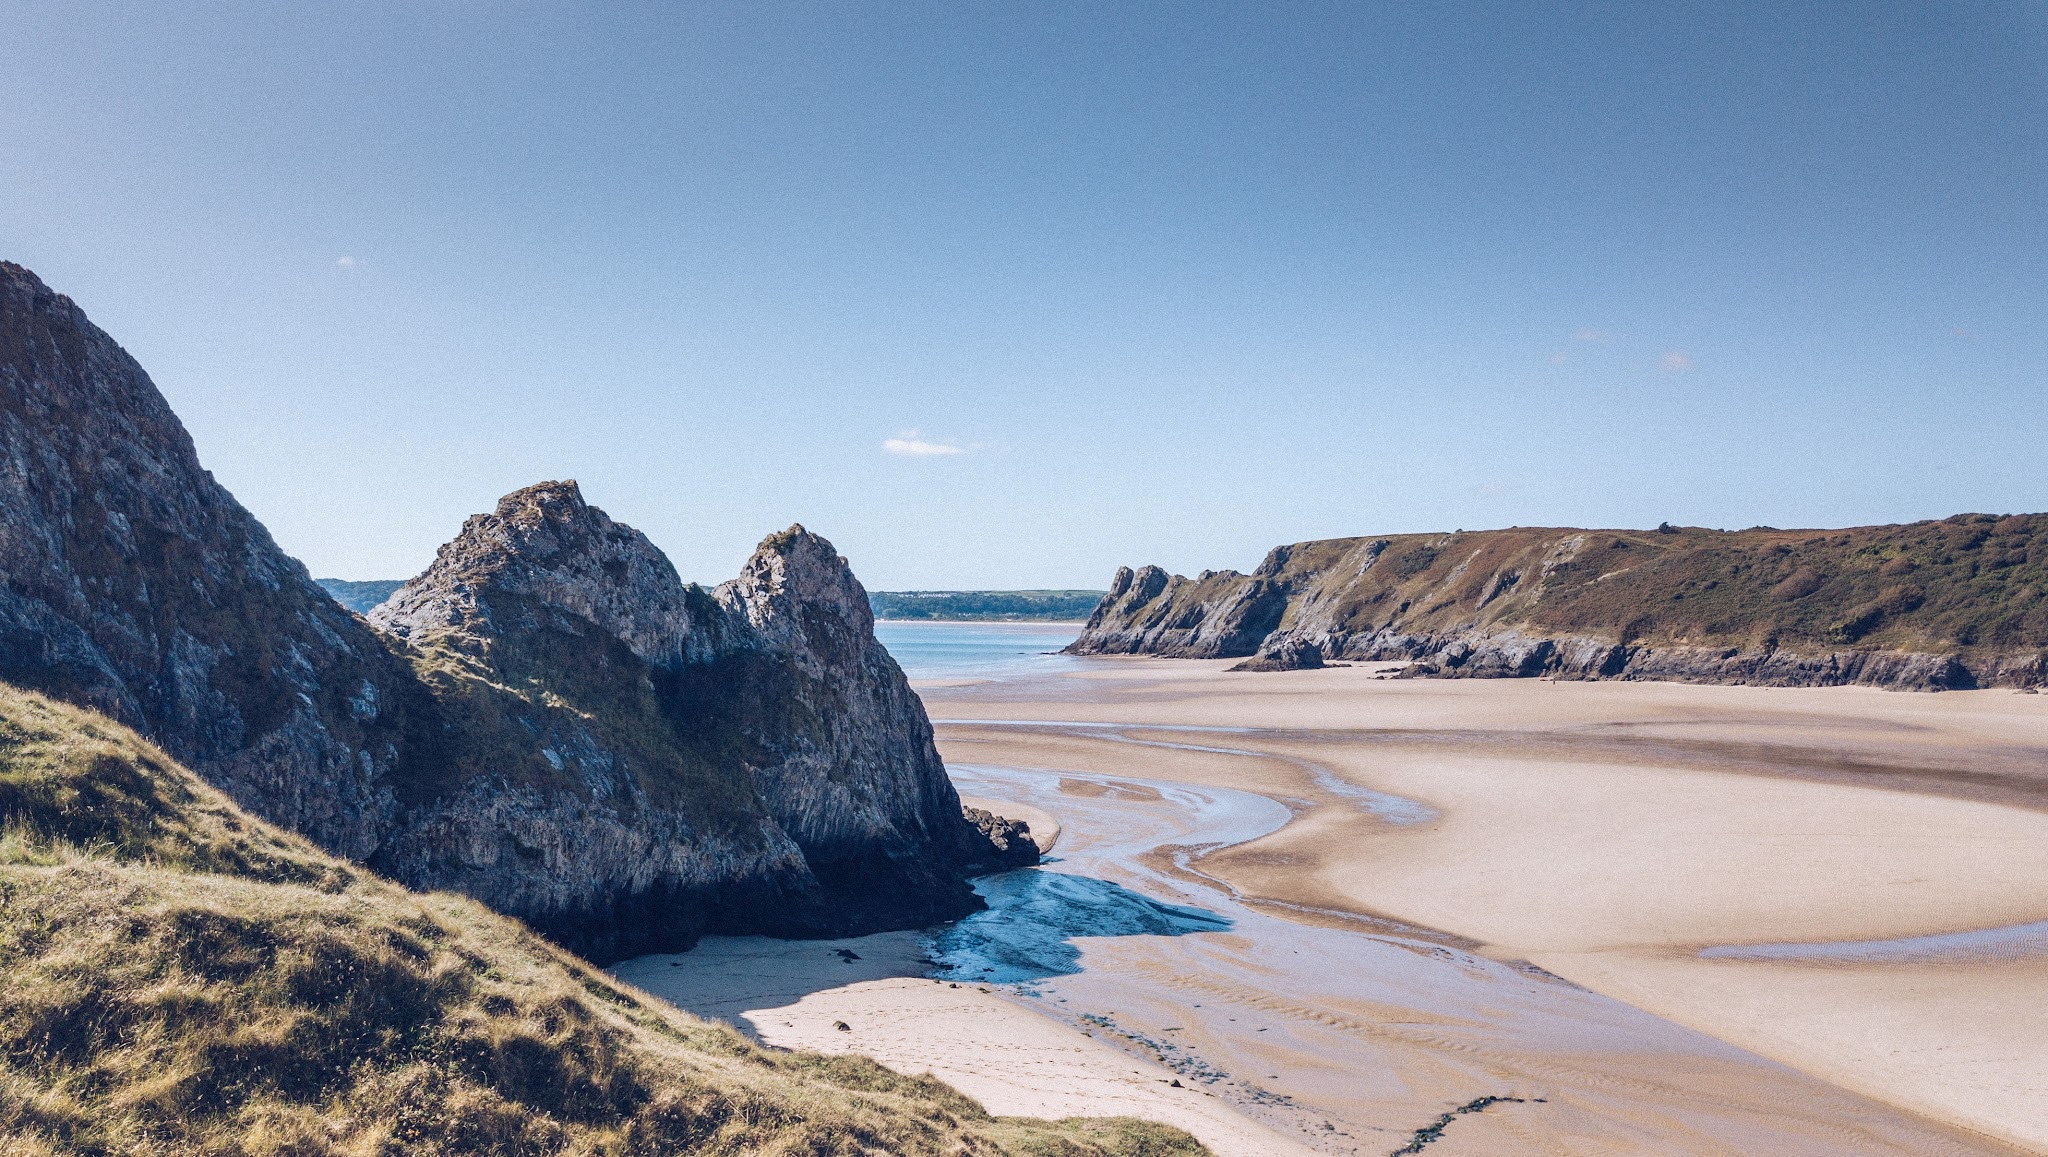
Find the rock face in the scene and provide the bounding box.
[1072,522,2048,691]
[0,261,1018,963]
[368,481,1003,957]
[0,260,421,859]
[961,807,1041,871]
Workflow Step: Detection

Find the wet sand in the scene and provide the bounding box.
[610,931,1313,1155]
[925,660,2048,1153]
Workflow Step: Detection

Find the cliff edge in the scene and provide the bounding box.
[0,261,1021,964]
[1070,523,2048,691]
[367,481,1008,958]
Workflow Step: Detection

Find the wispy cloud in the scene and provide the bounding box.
[882,431,965,457]
[336,256,358,268]
[1573,328,1614,343]
[1659,350,1694,372]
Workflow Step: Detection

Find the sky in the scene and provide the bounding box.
[3,2,2044,589]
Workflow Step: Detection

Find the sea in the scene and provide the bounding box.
[872,619,1085,681]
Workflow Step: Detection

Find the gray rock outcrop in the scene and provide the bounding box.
[0,260,1015,963]
[0,260,419,858]
[365,480,1008,956]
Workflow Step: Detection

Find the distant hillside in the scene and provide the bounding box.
[0,683,1201,1156]
[316,577,405,613]
[870,590,1106,621]
[1070,516,2048,690]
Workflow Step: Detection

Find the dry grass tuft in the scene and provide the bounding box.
[0,685,1206,1157]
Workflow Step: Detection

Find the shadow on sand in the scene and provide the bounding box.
[609,866,1231,1039]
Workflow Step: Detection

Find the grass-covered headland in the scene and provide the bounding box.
[0,684,1204,1157]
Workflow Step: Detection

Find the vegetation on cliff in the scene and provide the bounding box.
[0,684,1200,1156]
[1073,517,2048,689]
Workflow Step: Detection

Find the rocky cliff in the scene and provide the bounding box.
[366,481,1008,957]
[1071,521,2048,691]
[0,260,423,858]
[0,260,1020,963]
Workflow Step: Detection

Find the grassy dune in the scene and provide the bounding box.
[0,686,1204,1157]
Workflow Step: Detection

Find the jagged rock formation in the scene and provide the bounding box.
[961,806,1041,872]
[366,481,1008,957]
[0,260,422,859]
[1072,522,2048,691]
[0,261,1020,964]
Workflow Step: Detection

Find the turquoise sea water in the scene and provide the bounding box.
[872,619,1085,681]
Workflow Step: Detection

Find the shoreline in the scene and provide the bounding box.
[922,660,2048,1153]
[609,929,1313,1155]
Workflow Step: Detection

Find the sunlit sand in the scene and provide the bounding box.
[924,661,2048,1153]
[618,659,2048,1153]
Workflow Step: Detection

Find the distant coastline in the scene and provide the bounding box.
[876,617,1089,625]
[872,590,1106,622]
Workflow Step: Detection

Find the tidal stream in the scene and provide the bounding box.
[931,727,2000,1155]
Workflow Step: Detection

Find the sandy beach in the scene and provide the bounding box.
[611,653,2048,1154]
[610,931,1314,1156]
[924,660,2048,1153]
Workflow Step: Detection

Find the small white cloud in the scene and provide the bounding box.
[336,256,358,268]
[1573,328,1614,343]
[882,431,964,457]
[1659,350,1694,372]
[1547,352,1569,365]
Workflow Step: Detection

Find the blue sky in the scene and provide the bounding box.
[4,2,2043,588]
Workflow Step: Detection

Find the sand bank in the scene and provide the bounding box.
[610,931,1311,1156]
[923,661,2048,1153]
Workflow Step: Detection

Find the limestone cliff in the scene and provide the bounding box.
[0,260,421,858]
[0,261,1017,964]
[367,482,1001,957]
[1071,522,2048,691]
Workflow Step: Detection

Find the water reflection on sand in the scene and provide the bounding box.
[943,757,2000,1155]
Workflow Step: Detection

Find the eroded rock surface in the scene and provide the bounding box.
[369,481,1003,956]
[0,260,420,858]
[0,261,1007,962]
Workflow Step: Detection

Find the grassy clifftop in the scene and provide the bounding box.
[0,685,1203,1157]
[1075,514,2048,687]
[1269,515,2048,657]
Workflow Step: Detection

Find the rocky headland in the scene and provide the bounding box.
[1070,522,2048,690]
[0,260,1026,964]
[365,481,1033,957]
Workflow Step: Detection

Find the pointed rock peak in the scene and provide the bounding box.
[723,524,873,638]
[493,478,588,524]
[371,480,695,666]
[0,261,72,313]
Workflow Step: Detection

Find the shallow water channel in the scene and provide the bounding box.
[933,732,1999,1156]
